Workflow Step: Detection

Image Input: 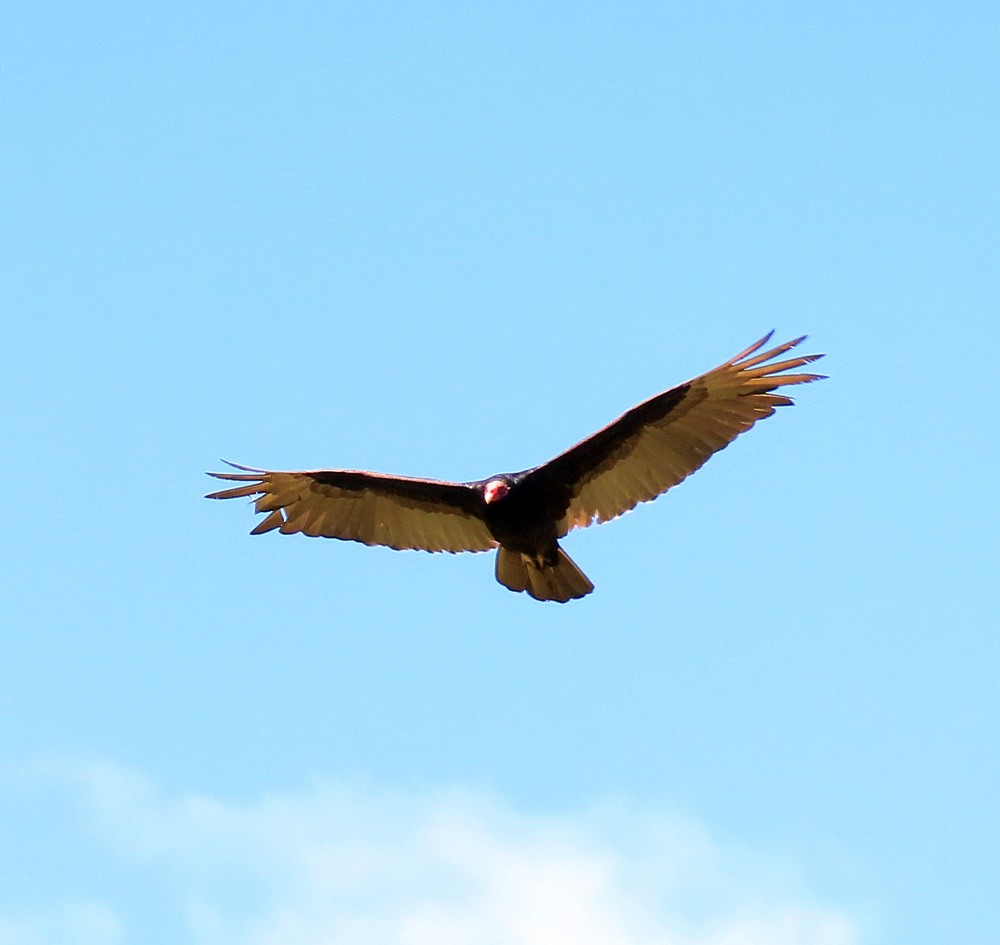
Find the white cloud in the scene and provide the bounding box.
[5,760,859,945]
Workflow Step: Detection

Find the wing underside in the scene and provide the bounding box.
[207,464,497,553]
[540,333,825,533]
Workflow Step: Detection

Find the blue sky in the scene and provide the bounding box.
[2,2,998,943]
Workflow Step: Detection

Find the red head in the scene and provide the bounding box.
[483,479,509,504]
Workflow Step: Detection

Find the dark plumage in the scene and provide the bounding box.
[207,332,824,601]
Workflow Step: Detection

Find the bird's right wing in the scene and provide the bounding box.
[206,463,497,553]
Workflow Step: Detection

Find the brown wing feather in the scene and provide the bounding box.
[528,333,825,534]
[206,464,496,553]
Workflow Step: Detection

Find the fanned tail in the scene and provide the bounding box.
[495,545,594,603]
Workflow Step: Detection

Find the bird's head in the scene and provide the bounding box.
[483,478,510,504]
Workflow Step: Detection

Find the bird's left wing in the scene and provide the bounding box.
[524,333,825,534]
[206,464,497,553]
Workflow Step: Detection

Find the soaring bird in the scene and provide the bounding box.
[207,332,823,602]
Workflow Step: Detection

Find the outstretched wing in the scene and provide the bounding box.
[206,463,497,553]
[525,333,825,534]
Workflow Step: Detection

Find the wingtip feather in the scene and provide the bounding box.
[220,459,268,473]
[250,510,285,534]
[729,331,775,364]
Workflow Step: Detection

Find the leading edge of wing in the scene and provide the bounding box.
[207,461,482,505]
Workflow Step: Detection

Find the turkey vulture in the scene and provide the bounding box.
[207,332,823,602]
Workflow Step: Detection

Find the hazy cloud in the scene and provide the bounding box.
[0,899,122,945]
[6,759,858,945]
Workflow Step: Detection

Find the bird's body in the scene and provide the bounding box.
[481,473,564,553]
[207,333,824,601]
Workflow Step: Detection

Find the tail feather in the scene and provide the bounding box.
[495,545,594,602]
